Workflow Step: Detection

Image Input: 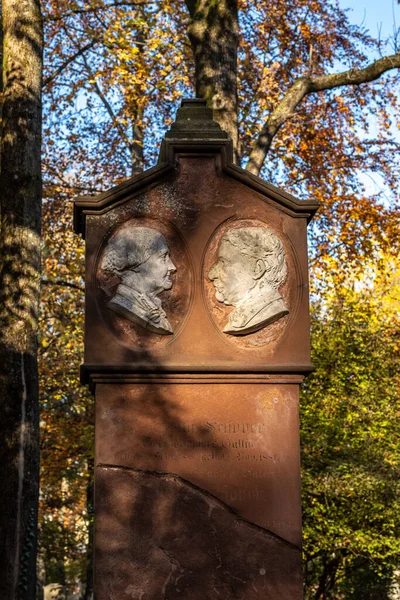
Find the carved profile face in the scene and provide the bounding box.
[120,235,176,296]
[208,226,289,335]
[101,226,176,334]
[208,239,258,305]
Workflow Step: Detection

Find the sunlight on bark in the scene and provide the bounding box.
[0,225,41,354]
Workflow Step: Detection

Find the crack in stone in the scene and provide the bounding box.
[208,514,223,571]
[97,462,301,551]
[158,546,178,598]
[157,544,187,598]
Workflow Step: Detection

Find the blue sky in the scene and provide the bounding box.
[338,0,400,200]
[340,0,400,50]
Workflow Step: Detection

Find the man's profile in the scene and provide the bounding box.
[101,226,176,334]
[208,226,289,335]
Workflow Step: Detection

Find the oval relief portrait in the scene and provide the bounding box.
[203,220,300,349]
[95,218,192,349]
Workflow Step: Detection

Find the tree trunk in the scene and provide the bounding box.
[185,0,239,162]
[314,556,341,600]
[0,2,3,147]
[0,1,43,599]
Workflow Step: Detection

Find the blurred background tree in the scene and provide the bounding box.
[302,256,400,598]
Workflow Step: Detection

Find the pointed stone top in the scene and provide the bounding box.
[164,98,229,141]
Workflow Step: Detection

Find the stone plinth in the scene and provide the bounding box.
[74,98,318,598]
[95,379,303,598]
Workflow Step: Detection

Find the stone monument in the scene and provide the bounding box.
[74,98,319,599]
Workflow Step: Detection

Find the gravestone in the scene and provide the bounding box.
[74,98,319,599]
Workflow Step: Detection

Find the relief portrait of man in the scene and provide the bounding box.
[101,226,176,334]
[208,226,289,335]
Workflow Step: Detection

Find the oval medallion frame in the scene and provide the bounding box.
[94,217,194,351]
[202,218,302,352]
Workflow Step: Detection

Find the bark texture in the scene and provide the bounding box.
[185,0,239,162]
[0,3,3,147]
[0,1,43,598]
[247,53,400,176]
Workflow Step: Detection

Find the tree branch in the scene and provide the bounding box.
[80,53,133,153]
[43,160,105,194]
[43,21,147,89]
[246,52,400,176]
[310,53,400,91]
[44,1,158,22]
[43,39,98,88]
[42,279,84,293]
[58,22,133,156]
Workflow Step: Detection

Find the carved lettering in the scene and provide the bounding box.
[115,421,282,472]
[236,452,281,462]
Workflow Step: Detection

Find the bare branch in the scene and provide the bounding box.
[42,279,84,293]
[43,39,98,88]
[81,53,133,153]
[44,1,158,22]
[247,53,400,176]
[43,30,147,89]
[43,163,105,194]
[57,22,133,156]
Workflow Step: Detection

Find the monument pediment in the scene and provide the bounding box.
[74,99,319,388]
[74,100,318,238]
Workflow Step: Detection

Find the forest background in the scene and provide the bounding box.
[1,0,400,598]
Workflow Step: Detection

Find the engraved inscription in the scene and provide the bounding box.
[101,226,176,334]
[118,422,281,465]
[208,226,288,335]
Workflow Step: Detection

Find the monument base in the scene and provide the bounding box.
[94,378,303,598]
[95,466,302,599]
